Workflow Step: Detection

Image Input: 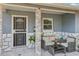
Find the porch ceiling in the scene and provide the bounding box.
[35,3,79,11]
[2,3,36,12]
[1,3,78,14]
[9,3,79,11]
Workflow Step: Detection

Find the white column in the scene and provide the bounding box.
[75,13,79,51]
[35,8,42,56]
[75,13,79,33]
[0,5,3,55]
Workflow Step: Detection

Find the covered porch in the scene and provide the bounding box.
[0,3,79,56]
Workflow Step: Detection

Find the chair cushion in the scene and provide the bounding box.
[61,43,68,47]
[67,37,74,42]
[43,36,55,45]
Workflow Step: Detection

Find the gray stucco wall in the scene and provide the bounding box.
[2,10,35,34]
[62,13,75,33]
[42,13,62,32]
[2,11,63,34]
[2,12,12,34]
[2,10,75,34]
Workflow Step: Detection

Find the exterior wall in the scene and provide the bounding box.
[2,12,12,34]
[2,10,35,51]
[2,10,63,52]
[3,12,63,34]
[0,6,3,55]
[42,13,62,32]
[62,13,75,33]
[2,10,76,52]
[3,10,35,33]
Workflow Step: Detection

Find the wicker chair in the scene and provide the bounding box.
[66,37,76,52]
[41,39,52,50]
[48,38,67,56]
[48,44,66,56]
[48,46,54,55]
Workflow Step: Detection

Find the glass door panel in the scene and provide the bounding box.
[13,16,27,46]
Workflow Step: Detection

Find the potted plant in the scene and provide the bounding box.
[28,35,35,48]
[77,44,79,52]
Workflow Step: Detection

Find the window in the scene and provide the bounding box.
[13,17,26,32]
[42,18,53,31]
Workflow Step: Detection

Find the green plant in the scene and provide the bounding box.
[78,44,79,48]
[59,35,65,40]
[60,36,64,40]
[29,35,35,44]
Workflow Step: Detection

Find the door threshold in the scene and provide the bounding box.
[13,45,27,48]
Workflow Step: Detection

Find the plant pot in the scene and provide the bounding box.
[77,48,79,52]
[28,43,35,48]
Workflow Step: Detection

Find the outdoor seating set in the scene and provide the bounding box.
[41,32,79,55]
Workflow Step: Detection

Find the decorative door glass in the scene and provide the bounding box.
[13,16,27,46]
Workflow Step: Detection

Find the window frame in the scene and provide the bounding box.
[42,18,53,32]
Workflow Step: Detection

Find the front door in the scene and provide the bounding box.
[12,15,27,46]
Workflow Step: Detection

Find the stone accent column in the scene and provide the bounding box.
[0,5,4,55]
[35,8,42,56]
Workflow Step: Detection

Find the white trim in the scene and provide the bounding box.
[41,8,75,14]
[2,3,37,10]
[75,13,78,33]
[12,15,28,48]
[2,4,76,14]
[2,3,77,15]
[75,14,77,33]
[42,18,53,32]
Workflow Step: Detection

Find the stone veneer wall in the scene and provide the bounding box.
[2,33,35,52]
[2,34,12,52]
[35,9,41,55]
[0,6,3,55]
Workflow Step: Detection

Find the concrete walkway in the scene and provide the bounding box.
[42,49,79,56]
[1,46,79,56]
[1,46,35,56]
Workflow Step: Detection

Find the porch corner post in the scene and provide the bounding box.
[75,13,79,51]
[0,5,4,55]
[35,8,42,56]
